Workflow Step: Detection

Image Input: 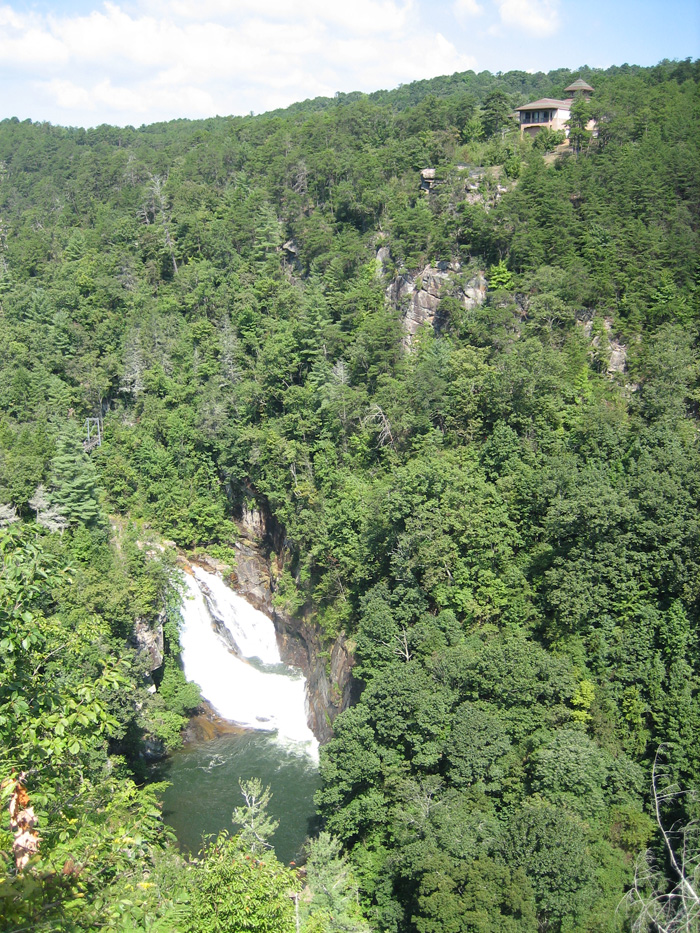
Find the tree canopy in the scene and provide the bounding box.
[0,57,699,932]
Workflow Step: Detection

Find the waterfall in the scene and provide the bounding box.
[178,564,318,756]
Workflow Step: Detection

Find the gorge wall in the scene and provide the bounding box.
[201,502,357,744]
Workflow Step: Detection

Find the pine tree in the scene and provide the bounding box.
[481,89,514,138]
[568,96,591,154]
[48,432,103,527]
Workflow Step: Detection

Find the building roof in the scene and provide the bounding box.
[565,78,594,92]
[515,98,572,112]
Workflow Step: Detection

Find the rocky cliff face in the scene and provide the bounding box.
[582,316,629,377]
[205,503,356,744]
[131,615,164,676]
[382,255,487,343]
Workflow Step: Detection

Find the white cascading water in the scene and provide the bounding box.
[178,564,318,757]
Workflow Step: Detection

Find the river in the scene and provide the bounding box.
[153,564,320,864]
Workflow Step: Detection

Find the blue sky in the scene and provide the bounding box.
[1,0,698,127]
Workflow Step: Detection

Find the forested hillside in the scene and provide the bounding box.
[1,59,699,931]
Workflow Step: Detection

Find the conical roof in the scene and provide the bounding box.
[565,78,594,92]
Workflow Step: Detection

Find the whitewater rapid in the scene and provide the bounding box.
[178,564,318,756]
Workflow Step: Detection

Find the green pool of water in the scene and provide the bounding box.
[153,731,321,865]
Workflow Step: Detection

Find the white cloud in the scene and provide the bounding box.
[330,31,475,88]
[42,78,94,111]
[157,0,415,34]
[453,0,484,21]
[0,0,478,125]
[494,0,560,37]
[0,6,68,66]
[0,5,24,29]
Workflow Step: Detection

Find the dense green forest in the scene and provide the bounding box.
[1,58,699,931]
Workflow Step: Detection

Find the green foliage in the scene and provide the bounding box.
[502,800,599,929]
[481,89,515,138]
[49,430,104,528]
[487,260,515,291]
[503,155,522,179]
[301,832,371,932]
[186,833,298,933]
[0,57,698,933]
[531,127,566,152]
[142,659,201,749]
[568,95,592,153]
[443,703,512,787]
[0,525,187,931]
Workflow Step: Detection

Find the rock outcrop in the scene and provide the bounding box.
[183,700,247,743]
[199,504,356,744]
[131,615,164,674]
[582,316,628,376]
[384,259,487,343]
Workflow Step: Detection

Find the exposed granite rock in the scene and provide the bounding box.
[272,601,356,745]
[608,341,627,374]
[419,167,438,191]
[582,315,628,376]
[384,259,486,344]
[281,239,301,272]
[183,699,247,743]
[131,615,164,674]
[376,246,392,277]
[240,503,266,540]
[141,736,167,762]
[604,318,627,375]
[230,540,273,612]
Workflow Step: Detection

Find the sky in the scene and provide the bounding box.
[0,0,698,127]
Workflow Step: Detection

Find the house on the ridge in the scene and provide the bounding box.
[514,77,595,138]
[515,97,573,137]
